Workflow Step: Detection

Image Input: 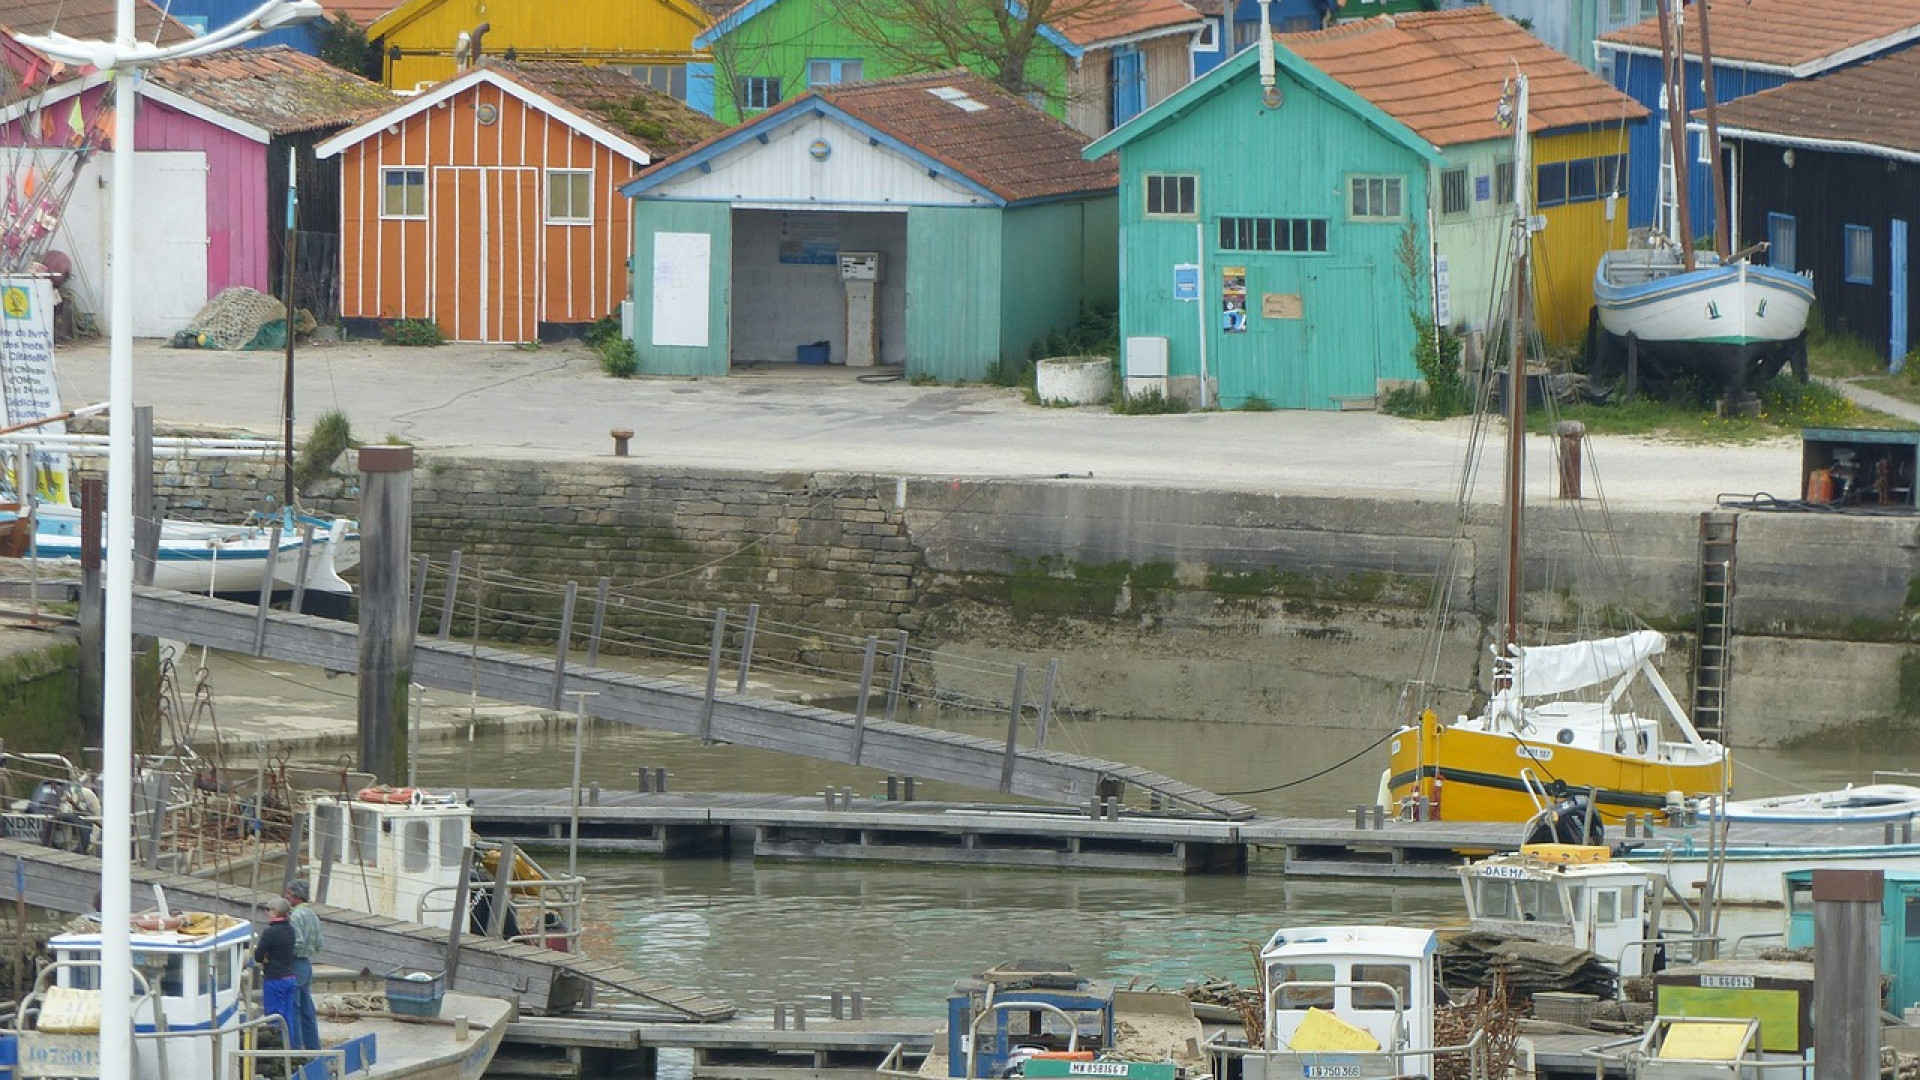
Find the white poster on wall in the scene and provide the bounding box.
[0,275,70,505]
[651,232,711,348]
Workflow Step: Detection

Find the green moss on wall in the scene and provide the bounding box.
[0,638,83,757]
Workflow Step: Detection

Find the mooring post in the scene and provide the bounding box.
[1813,868,1882,1080]
[77,478,103,738]
[132,406,157,588]
[289,522,313,615]
[1036,660,1059,748]
[999,664,1027,793]
[884,630,908,721]
[251,520,282,655]
[436,550,463,642]
[1555,421,1585,500]
[586,576,610,668]
[357,446,415,785]
[550,582,578,711]
[485,840,517,940]
[281,813,307,896]
[736,603,760,693]
[700,608,726,744]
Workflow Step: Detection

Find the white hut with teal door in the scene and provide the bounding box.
[620,70,1118,380]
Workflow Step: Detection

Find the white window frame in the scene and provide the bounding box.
[381,167,427,220]
[740,75,782,111]
[546,168,594,225]
[1144,173,1197,218]
[806,58,864,86]
[1194,20,1219,50]
[1349,175,1404,221]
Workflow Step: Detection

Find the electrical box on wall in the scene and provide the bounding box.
[839,252,881,281]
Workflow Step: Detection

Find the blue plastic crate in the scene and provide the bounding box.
[385,971,445,1018]
[796,341,830,365]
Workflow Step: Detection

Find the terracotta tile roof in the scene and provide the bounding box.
[645,69,1114,202]
[1052,0,1206,49]
[147,46,395,134]
[813,70,1117,201]
[1598,0,1920,74]
[1714,45,1920,157]
[1,0,196,47]
[1281,8,1646,148]
[477,59,722,159]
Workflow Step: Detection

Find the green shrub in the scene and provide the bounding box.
[1238,395,1276,412]
[293,410,354,492]
[984,357,1035,388]
[1113,387,1189,415]
[382,318,444,347]
[597,337,639,378]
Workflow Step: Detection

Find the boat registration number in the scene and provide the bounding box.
[1304,1065,1363,1078]
[1066,1064,1139,1077]
[1478,864,1531,878]
[1700,975,1755,989]
[1517,746,1553,761]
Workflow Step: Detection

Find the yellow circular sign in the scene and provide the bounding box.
[1,287,29,319]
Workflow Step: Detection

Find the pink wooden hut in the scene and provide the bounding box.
[0,44,393,337]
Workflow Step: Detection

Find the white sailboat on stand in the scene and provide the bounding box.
[1590,0,1813,401]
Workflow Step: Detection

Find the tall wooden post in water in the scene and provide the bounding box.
[1813,868,1882,1080]
[357,446,414,784]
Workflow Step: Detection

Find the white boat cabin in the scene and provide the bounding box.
[15,912,252,1080]
[1260,925,1437,1059]
[309,788,472,930]
[307,787,583,949]
[1459,845,1663,975]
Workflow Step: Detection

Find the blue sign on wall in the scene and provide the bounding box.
[1173,263,1200,301]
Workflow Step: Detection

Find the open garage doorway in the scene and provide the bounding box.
[729,209,908,369]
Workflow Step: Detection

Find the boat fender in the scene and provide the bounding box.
[132,913,186,932]
[356,786,421,805]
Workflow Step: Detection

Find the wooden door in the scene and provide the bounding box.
[430,168,539,342]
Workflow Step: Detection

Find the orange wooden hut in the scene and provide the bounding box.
[316,59,717,342]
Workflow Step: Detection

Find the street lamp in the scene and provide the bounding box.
[13,2,322,1076]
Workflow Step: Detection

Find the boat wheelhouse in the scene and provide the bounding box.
[1258,925,1437,1071]
[1458,845,1672,976]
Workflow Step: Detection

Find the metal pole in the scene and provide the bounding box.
[1036,660,1058,748]
[564,691,596,880]
[436,550,463,641]
[281,144,299,510]
[550,582,578,711]
[884,630,907,722]
[585,576,609,668]
[1000,665,1027,793]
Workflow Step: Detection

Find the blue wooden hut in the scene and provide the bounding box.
[1597,0,1920,234]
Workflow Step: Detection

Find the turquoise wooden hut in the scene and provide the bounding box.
[1085,37,1441,409]
[620,70,1118,378]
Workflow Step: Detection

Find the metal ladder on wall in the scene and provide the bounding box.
[1692,512,1738,742]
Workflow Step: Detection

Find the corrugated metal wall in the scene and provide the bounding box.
[630,200,732,375]
[906,206,1002,381]
[1112,64,1425,409]
[1532,126,1634,344]
[999,198,1119,363]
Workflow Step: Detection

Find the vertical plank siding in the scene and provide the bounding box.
[1610,48,1783,232]
[140,101,268,298]
[381,0,709,92]
[337,79,638,340]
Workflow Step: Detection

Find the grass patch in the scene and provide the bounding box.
[293,410,354,492]
[1113,387,1189,415]
[584,315,638,377]
[1530,373,1882,440]
[381,318,444,347]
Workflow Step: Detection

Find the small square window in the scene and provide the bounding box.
[1567,158,1598,202]
[381,168,426,219]
[1195,20,1219,49]
[739,76,781,111]
[1146,174,1196,217]
[1846,224,1874,285]
[1535,161,1568,207]
[1440,167,1469,216]
[547,169,592,224]
[807,59,863,86]
[1349,176,1402,220]
[1768,212,1798,273]
[1494,161,1515,206]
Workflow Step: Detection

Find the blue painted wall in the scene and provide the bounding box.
[165,1,326,52]
[1608,48,1784,235]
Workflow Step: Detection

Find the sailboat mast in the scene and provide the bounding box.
[1656,0,1697,270]
[282,146,298,510]
[1499,74,1530,662]
[1693,0,1731,260]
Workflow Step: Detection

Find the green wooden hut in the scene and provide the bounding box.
[620,70,1118,379]
[1085,37,1441,410]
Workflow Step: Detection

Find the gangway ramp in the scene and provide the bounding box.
[132,588,1255,820]
[0,837,734,1020]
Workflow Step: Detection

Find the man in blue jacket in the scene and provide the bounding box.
[254,897,300,1050]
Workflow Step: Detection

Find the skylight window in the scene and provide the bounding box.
[926,86,988,112]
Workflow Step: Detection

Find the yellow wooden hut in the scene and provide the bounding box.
[367,0,714,99]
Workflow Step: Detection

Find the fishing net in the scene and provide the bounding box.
[169,286,300,351]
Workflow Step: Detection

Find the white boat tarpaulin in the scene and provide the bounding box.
[1503,629,1666,697]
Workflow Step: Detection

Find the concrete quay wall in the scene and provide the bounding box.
[125,453,1920,748]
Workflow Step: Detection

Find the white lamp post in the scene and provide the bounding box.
[14,3,321,1075]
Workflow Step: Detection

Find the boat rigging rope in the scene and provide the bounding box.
[1217,728,1396,796]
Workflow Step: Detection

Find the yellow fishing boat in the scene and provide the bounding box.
[1380,74,1729,832]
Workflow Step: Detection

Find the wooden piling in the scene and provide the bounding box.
[1813,868,1882,1080]
[357,446,415,784]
